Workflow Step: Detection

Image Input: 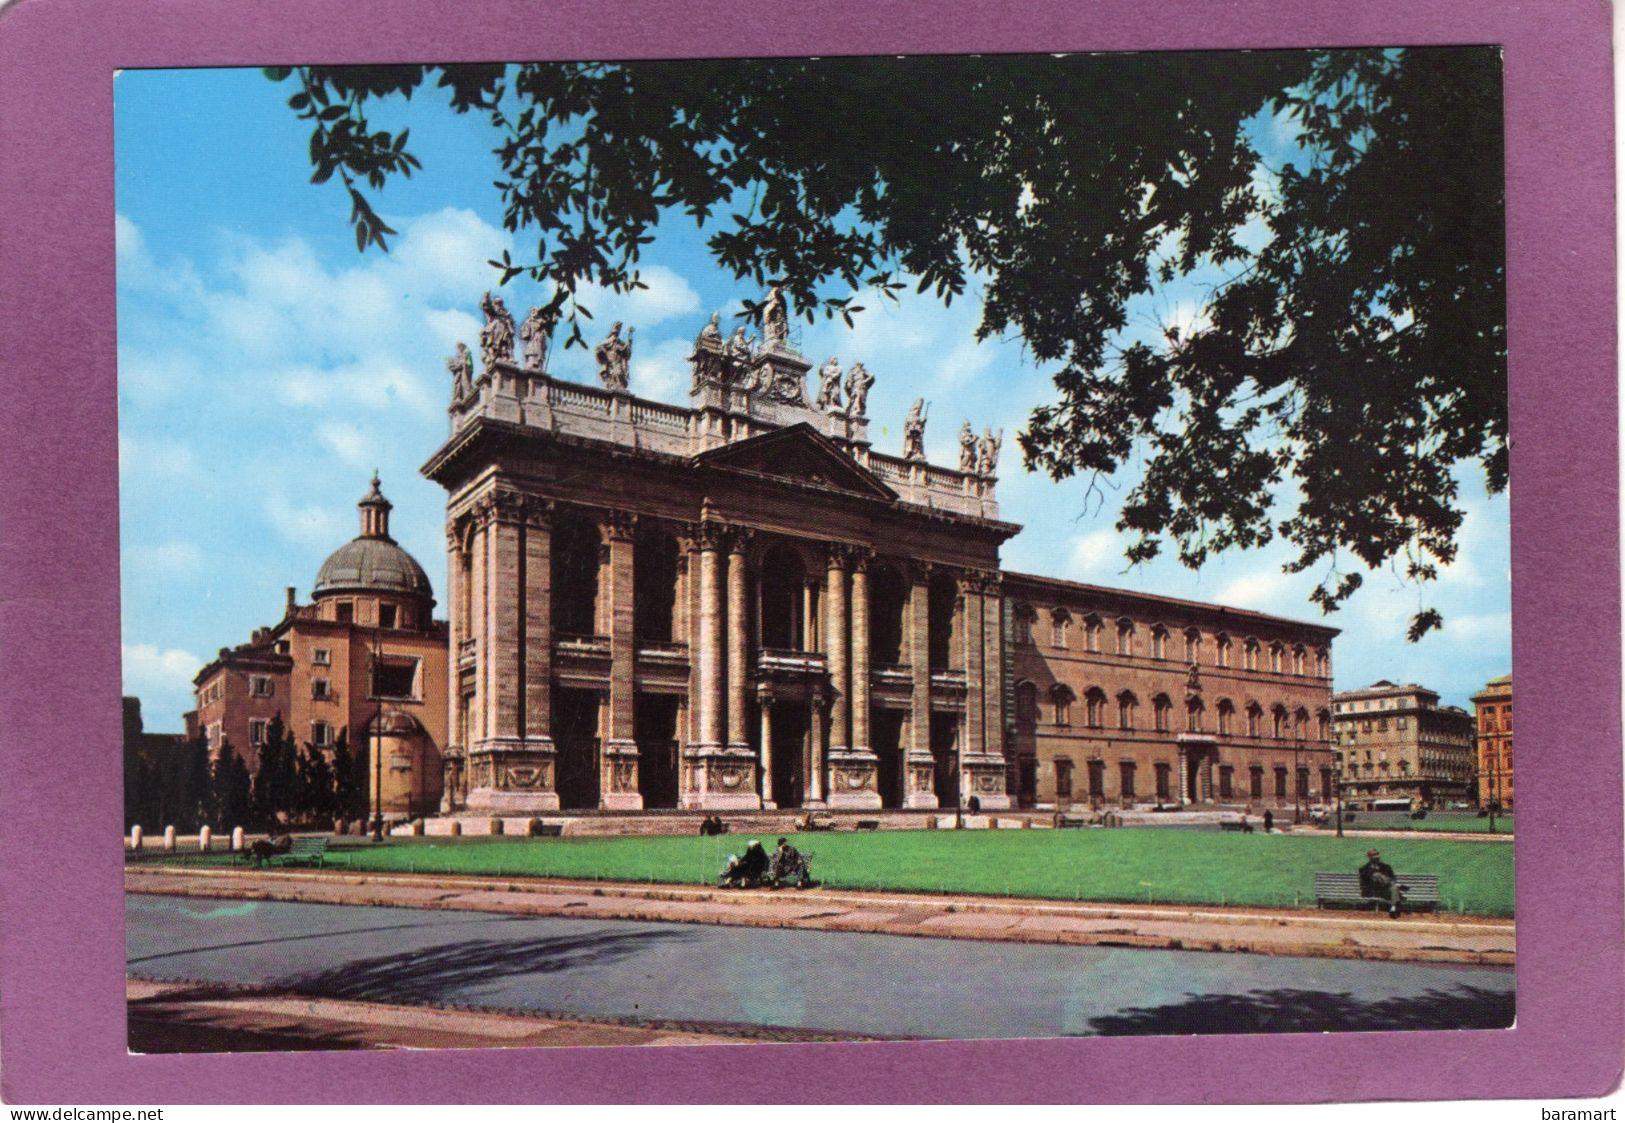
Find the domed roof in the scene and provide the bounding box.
[312,474,433,601]
[313,536,433,599]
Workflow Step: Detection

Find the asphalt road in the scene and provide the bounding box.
[127,894,1515,1040]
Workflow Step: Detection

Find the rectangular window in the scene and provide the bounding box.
[1397,716,1408,730]
[249,675,274,698]
[1274,767,1288,798]
[1088,760,1105,798]
[371,657,420,699]
[379,604,398,629]
[312,648,331,666]
[312,679,332,701]
[248,718,268,746]
[1296,767,1310,798]
[336,601,354,624]
[1218,765,1234,799]
[207,721,221,748]
[1119,761,1136,799]
[311,721,332,747]
[1054,759,1073,801]
[1154,762,1171,801]
[1249,766,1263,799]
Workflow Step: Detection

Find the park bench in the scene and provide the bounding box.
[280,837,330,868]
[1313,871,1440,913]
[1219,820,1254,833]
[1056,814,1090,829]
[854,819,881,831]
[534,822,564,837]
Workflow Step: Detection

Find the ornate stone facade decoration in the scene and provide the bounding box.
[978,427,1002,476]
[816,356,844,410]
[844,362,874,417]
[447,342,474,401]
[762,284,790,350]
[959,421,978,472]
[903,398,928,460]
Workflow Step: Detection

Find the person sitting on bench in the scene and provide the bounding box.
[1358,848,1406,917]
[720,840,770,887]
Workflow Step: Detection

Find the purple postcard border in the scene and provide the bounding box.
[0,0,1619,1105]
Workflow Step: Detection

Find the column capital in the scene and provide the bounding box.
[726,525,755,555]
[474,488,546,529]
[961,566,1000,594]
[756,682,776,707]
[826,542,860,571]
[849,546,876,573]
[599,509,637,542]
[905,558,934,584]
[694,519,728,552]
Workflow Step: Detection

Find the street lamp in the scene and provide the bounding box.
[1333,748,1344,837]
[1292,737,1302,825]
[370,625,384,843]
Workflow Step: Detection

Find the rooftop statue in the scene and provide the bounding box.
[520,306,550,372]
[691,312,726,391]
[816,356,844,410]
[978,427,1003,476]
[959,421,978,472]
[479,291,515,371]
[595,321,634,391]
[844,362,874,417]
[699,311,723,345]
[447,342,474,400]
[762,285,790,350]
[903,398,928,461]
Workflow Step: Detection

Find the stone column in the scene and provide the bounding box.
[1177,744,1189,807]
[905,560,938,808]
[983,575,1004,754]
[600,510,641,810]
[726,530,752,752]
[468,513,487,746]
[826,546,850,754]
[485,494,523,742]
[962,571,985,759]
[808,686,828,805]
[522,502,553,745]
[757,684,776,808]
[696,520,725,751]
[445,523,464,756]
[803,580,818,652]
[850,551,872,755]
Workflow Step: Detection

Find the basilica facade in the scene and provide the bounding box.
[425,291,1336,815]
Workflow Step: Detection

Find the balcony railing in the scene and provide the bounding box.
[637,641,690,663]
[872,663,913,687]
[555,633,611,656]
[758,648,828,675]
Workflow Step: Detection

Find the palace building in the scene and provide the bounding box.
[1330,680,1477,809]
[424,290,1338,816]
[190,476,450,818]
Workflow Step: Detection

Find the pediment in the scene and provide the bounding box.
[695,423,897,501]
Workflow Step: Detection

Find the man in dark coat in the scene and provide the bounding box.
[1359,848,1405,917]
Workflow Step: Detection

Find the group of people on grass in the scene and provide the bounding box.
[718,837,812,889]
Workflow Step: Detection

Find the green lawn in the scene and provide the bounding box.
[140,827,1514,916]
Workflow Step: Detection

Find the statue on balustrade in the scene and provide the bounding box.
[520,306,551,372]
[978,427,1003,476]
[816,356,844,410]
[844,361,874,417]
[903,398,929,461]
[595,321,634,391]
[762,284,790,350]
[479,291,516,371]
[959,421,978,472]
[446,342,474,400]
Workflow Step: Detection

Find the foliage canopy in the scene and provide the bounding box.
[266,49,1506,637]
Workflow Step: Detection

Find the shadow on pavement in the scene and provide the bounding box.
[275,926,697,1005]
[1082,984,1515,1035]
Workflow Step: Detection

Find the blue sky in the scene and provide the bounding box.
[114,64,1511,729]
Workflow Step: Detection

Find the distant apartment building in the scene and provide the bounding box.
[1331,680,1477,809]
[1471,674,1514,810]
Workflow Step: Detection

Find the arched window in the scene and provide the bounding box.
[1015,680,1038,724]
[1316,647,1330,677]
[1083,613,1102,653]
[1316,708,1331,741]
[1053,684,1077,726]
[1292,644,1307,676]
[1051,607,1073,649]
[1216,633,1232,667]
[1184,628,1202,663]
[1116,617,1135,656]
[1082,686,1106,728]
[1186,696,1205,733]
[1152,693,1173,733]
[1012,603,1036,646]
[1269,642,1285,673]
[1243,638,1260,671]
[1217,698,1235,735]
[1150,623,1168,660]
[1246,702,1264,737]
[1293,707,1310,742]
[1272,704,1289,739]
[1116,690,1138,730]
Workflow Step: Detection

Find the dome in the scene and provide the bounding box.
[313,536,433,599]
[311,474,433,601]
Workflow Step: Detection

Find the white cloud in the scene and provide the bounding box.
[118,433,196,478]
[122,642,202,697]
[316,421,371,466]
[265,493,348,547]
[1215,567,1300,611]
[126,541,203,579]
[1067,529,1124,576]
[572,265,702,328]
[629,337,694,402]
